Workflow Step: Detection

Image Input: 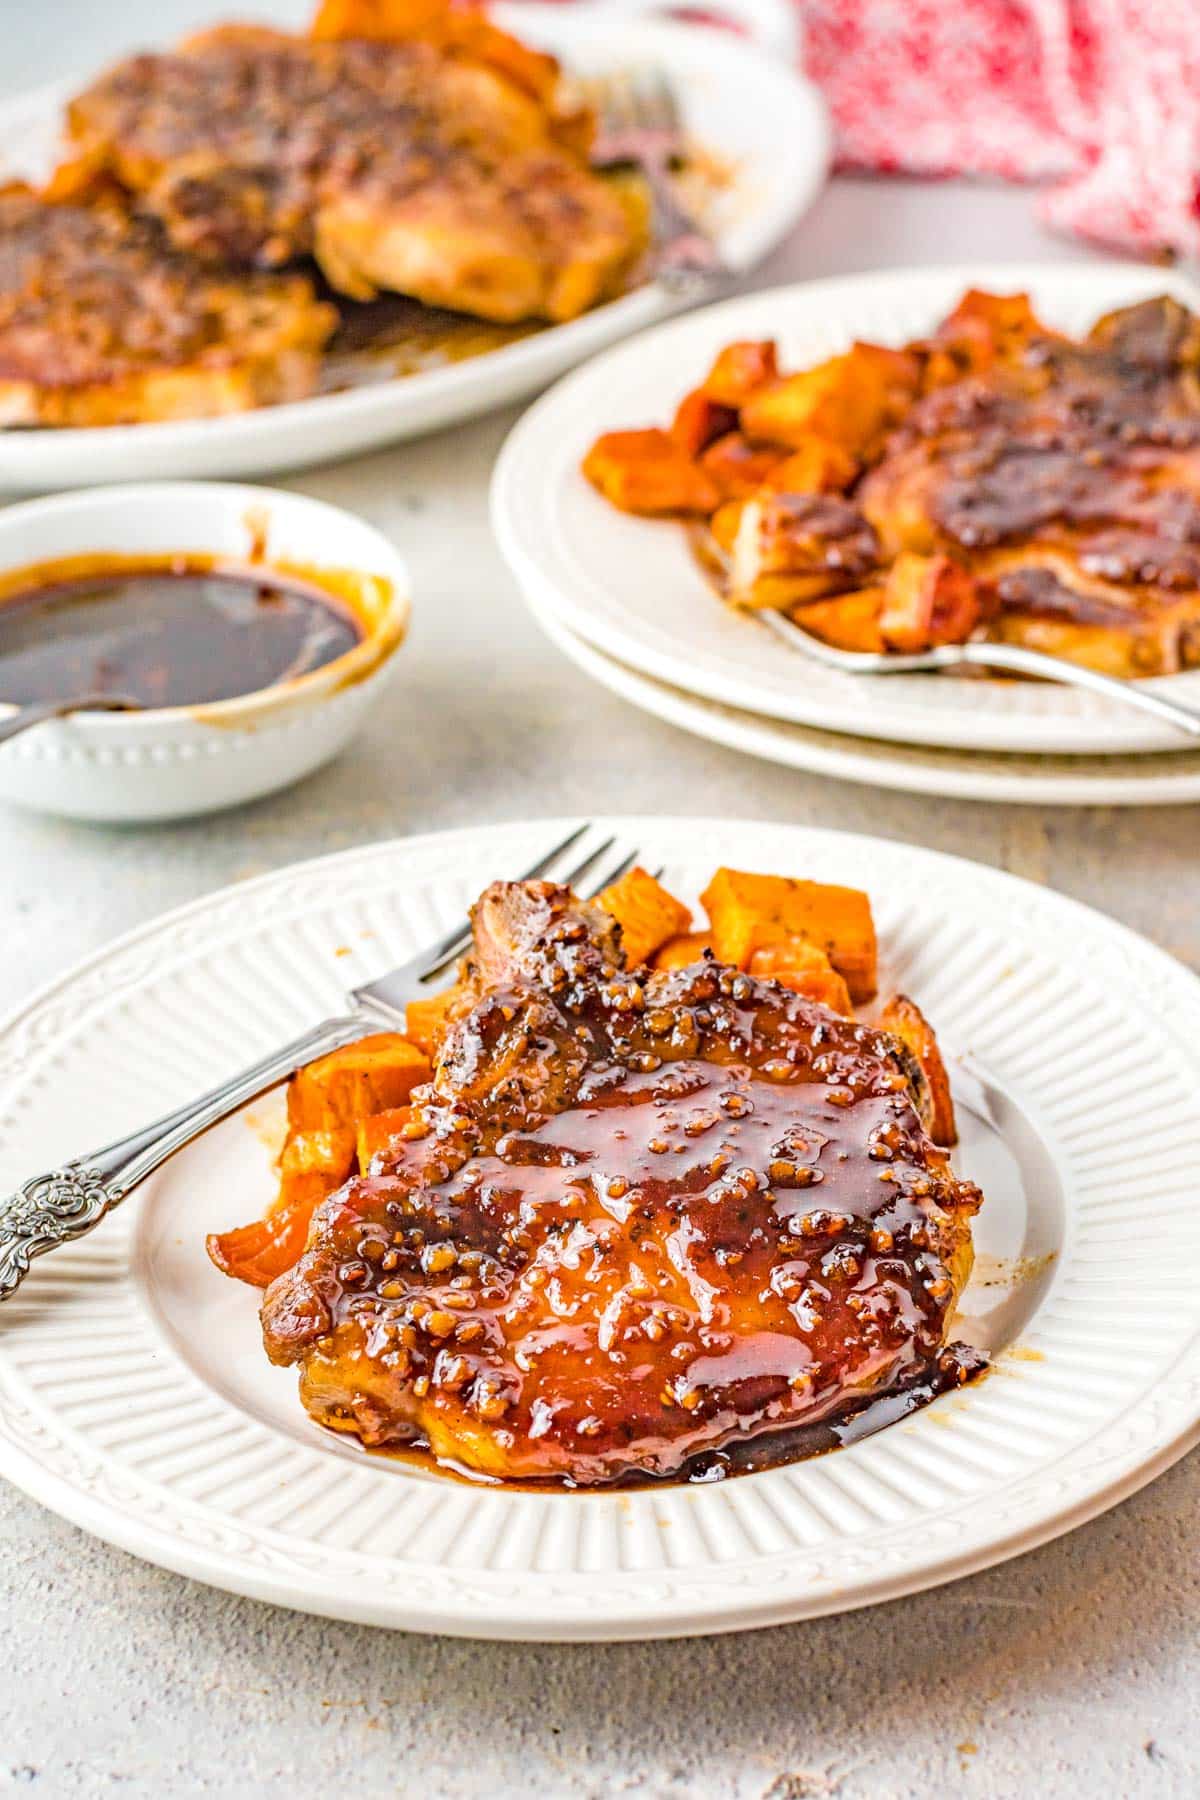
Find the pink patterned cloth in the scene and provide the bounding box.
[800,0,1200,257]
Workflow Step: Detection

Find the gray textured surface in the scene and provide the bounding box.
[2,7,1200,1795]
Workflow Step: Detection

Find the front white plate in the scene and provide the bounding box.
[530,592,1200,806]
[3,819,1200,1640]
[0,9,828,492]
[492,264,1200,757]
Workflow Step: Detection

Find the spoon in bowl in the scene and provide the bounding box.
[0,694,142,746]
[757,610,1200,741]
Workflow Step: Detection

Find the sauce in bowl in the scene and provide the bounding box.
[0,558,364,710]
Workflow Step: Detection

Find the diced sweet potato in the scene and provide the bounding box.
[357,1106,413,1171]
[746,940,852,1014]
[311,0,561,105]
[761,435,859,495]
[699,431,785,500]
[206,1170,333,1288]
[597,866,692,968]
[730,494,880,610]
[924,289,1044,385]
[652,930,715,970]
[700,868,877,1002]
[207,1080,376,1296]
[405,985,467,1059]
[287,1033,431,1133]
[741,343,921,457]
[671,389,738,457]
[279,1125,357,1181]
[878,553,983,652]
[710,500,746,554]
[880,993,957,1146]
[792,587,887,653]
[702,339,779,407]
[582,429,719,516]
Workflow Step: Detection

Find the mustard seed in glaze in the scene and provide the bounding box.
[262,879,983,1485]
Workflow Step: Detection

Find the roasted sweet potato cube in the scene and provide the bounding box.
[746,940,853,1015]
[741,343,920,456]
[701,339,779,407]
[730,494,880,609]
[405,986,466,1059]
[699,431,785,500]
[357,1106,413,1171]
[287,1033,431,1133]
[878,553,983,652]
[793,587,887,653]
[710,500,746,554]
[207,1170,334,1289]
[652,930,715,970]
[880,993,957,1146]
[671,389,738,457]
[597,866,692,967]
[279,1126,357,1181]
[700,868,877,1002]
[312,0,561,105]
[583,429,719,516]
[761,435,859,495]
[925,289,1045,384]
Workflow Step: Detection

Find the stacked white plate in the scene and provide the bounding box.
[493,264,1200,804]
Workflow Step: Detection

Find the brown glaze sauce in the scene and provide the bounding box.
[904,306,1200,556]
[0,556,363,708]
[269,949,984,1488]
[372,1343,987,1490]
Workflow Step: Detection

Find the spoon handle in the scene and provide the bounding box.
[955,641,1200,740]
[0,696,138,745]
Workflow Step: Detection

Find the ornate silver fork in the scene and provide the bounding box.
[758,610,1200,739]
[0,823,639,1300]
[590,65,727,292]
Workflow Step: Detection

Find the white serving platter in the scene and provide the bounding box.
[0,2,828,491]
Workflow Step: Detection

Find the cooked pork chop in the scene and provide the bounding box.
[0,188,335,427]
[854,295,1200,672]
[262,880,982,1484]
[64,27,640,324]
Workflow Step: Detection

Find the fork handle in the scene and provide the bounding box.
[0,1011,371,1300]
[953,641,1200,740]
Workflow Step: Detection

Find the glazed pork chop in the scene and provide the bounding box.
[261,879,982,1484]
[63,24,640,325]
[0,188,335,427]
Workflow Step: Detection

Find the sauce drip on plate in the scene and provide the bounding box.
[0,562,362,708]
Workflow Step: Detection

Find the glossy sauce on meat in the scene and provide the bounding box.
[0,559,362,708]
[262,889,982,1487]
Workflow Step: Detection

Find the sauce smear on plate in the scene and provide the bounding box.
[0,561,362,708]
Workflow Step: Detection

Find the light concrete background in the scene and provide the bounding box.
[1,7,1198,1796]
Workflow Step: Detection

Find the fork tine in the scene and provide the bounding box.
[556,833,617,892]
[599,67,638,132]
[757,609,854,668]
[585,846,639,897]
[518,820,592,882]
[631,67,682,135]
[414,823,592,975]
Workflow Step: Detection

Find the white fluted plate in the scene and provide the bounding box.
[1,818,1199,1640]
[492,264,1200,756]
[528,593,1200,805]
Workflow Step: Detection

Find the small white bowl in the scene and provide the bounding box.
[0,482,411,822]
